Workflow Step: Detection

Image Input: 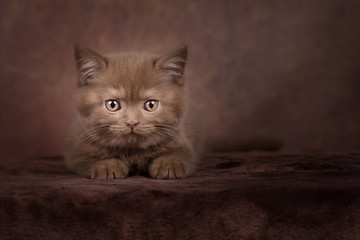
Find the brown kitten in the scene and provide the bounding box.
[65,44,203,179]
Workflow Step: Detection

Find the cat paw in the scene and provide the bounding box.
[90,159,129,180]
[149,157,190,179]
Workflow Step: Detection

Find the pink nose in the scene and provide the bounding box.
[126,121,139,130]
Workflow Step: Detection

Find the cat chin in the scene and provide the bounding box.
[104,133,154,149]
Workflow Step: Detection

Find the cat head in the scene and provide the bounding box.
[74,44,188,148]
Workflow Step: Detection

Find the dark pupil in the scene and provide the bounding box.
[149,101,154,109]
[110,101,116,108]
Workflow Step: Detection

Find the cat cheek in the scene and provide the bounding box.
[157,111,178,125]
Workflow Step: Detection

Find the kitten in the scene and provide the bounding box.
[65,44,202,180]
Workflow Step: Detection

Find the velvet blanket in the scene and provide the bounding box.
[1,152,360,239]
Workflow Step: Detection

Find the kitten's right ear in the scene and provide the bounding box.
[74,44,108,86]
[154,45,188,86]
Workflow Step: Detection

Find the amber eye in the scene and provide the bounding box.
[105,100,121,112]
[144,100,159,112]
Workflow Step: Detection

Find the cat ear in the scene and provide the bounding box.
[74,44,108,86]
[154,45,188,86]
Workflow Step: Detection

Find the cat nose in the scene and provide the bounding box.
[126,120,139,130]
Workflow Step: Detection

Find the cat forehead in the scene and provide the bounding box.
[105,86,162,99]
[106,87,125,97]
[107,53,155,74]
[102,53,161,86]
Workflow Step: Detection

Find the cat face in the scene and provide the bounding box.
[74,44,187,149]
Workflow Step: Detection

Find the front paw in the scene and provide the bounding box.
[149,157,191,179]
[90,159,129,180]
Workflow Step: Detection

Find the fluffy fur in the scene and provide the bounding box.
[65,44,202,179]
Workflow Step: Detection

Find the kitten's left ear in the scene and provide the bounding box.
[154,45,188,86]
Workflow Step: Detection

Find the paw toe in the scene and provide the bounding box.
[90,159,128,180]
[149,158,189,179]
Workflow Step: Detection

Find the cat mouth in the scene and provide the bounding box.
[122,131,145,145]
[125,131,142,137]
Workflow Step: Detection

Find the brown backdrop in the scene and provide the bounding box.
[1,0,360,157]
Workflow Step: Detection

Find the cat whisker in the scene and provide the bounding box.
[77,124,112,145]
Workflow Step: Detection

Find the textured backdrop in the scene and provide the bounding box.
[1,0,360,157]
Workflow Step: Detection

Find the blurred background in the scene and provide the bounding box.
[0,0,359,157]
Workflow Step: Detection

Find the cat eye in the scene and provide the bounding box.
[105,100,121,112]
[144,100,159,112]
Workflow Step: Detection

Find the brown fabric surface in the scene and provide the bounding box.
[1,152,360,239]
